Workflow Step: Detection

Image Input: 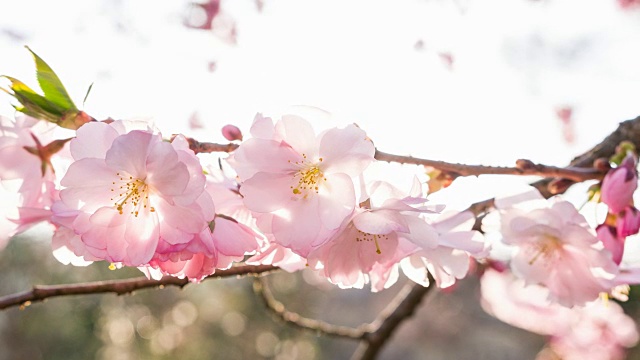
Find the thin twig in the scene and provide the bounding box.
[352,279,436,360]
[253,277,368,339]
[533,115,640,198]
[0,264,278,310]
[254,274,436,360]
[468,116,640,230]
[188,139,604,182]
[186,138,239,154]
[374,150,604,182]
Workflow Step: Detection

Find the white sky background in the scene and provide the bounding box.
[2,0,640,209]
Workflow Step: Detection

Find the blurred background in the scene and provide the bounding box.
[3,0,640,358]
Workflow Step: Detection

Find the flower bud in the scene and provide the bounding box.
[601,153,638,214]
[593,158,611,172]
[616,206,640,238]
[596,224,625,265]
[221,124,243,141]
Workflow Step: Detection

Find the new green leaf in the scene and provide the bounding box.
[25,46,77,111]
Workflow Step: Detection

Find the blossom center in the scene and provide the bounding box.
[355,229,388,254]
[110,172,155,216]
[528,234,562,265]
[289,154,326,198]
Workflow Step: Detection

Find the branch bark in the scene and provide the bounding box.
[254,275,436,360]
[0,264,277,310]
[187,142,606,182]
[352,281,435,360]
[253,277,368,339]
[469,116,640,230]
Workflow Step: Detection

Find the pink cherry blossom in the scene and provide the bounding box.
[0,115,63,249]
[228,113,375,256]
[246,239,307,273]
[601,153,637,214]
[400,211,485,289]
[145,215,259,282]
[308,180,441,289]
[484,187,618,307]
[481,269,638,360]
[597,224,625,265]
[616,206,640,238]
[52,120,213,266]
[144,171,261,281]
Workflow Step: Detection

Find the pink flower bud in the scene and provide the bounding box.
[221,124,243,141]
[601,153,637,214]
[616,206,640,238]
[596,225,625,265]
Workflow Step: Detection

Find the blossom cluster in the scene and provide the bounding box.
[0,113,484,291]
[3,109,640,358]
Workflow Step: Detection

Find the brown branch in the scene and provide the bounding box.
[253,277,368,339]
[469,116,640,230]
[0,264,278,310]
[254,274,435,360]
[187,139,605,182]
[352,280,435,360]
[186,138,239,154]
[533,115,640,198]
[374,150,604,182]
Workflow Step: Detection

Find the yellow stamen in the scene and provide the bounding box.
[355,229,388,254]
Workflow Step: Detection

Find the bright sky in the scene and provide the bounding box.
[2,0,640,208]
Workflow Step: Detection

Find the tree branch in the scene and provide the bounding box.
[253,277,368,339]
[468,116,640,230]
[0,264,278,310]
[374,150,604,182]
[254,274,436,360]
[189,137,605,182]
[352,280,435,360]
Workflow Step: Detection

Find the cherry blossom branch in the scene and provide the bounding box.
[533,115,640,198]
[253,277,367,339]
[469,116,640,229]
[374,150,604,182]
[185,137,239,153]
[0,264,277,310]
[352,281,435,360]
[254,275,435,360]
[187,140,604,182]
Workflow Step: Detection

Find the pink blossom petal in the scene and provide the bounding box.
[249,113,275,139]
[154,197,207,234]
[71,122,120,160]
[403,216,439,249]
[146,141,189,196]
[124,209,159,265]
[438,231,485,254]
[105,131,155,179]
[241,172,297,213]
[211,218,259,256]
[401,256,431,287]
[271,200,327,256]
[317,173,356,230]
[52,227,94,266]
[230,139,299,179]
[276,114,318,156]
[352,209,408,235]
[0,146,40,180]
[319,124,374,176]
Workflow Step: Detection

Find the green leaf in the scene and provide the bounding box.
[25,46,77,111]
[2,76,65,119]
